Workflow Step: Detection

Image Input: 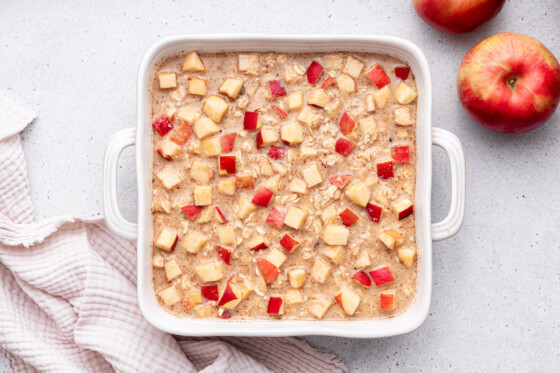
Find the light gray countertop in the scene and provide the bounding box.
[2,0,560,371]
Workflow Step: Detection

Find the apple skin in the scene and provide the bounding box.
[458,33,560,134]
[412,0,506,34]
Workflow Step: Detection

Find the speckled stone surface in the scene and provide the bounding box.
[1,0,559,371]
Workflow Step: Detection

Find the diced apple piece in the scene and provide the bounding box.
[267,146,286,160]
[320,76,336,89]
[374,185,391,205]
[183,290,203,307]
[343,55,365,79]
[339,112,355,135]
[307,89,330,108]
[156,168,182,190]
[266,248,287,268]
[256,127,279,149]
[256,258,279,283]
[307,61,324,84]
[273,104,288,118]
[284,206,308,230]
[259,157,274,176]
[267,80,287,97]
[217,225,236,248]
[158,72,177,89]
[217,178,236,195]
[288,90,304,111]
[280,122,303,145]
[352,271,372,288]
[280,234,300,252]
[188,77,207,96]
[158,285,182,306]
[218,280,241,309]
[288,268,306,288]
[369,265,394,286]
[252,186,274,207]
[237,197,256,219]
[372,86,391,109]
[296,107,323,127]
[235,173,254,189]
[394,107,413,126]
[392,145,410,163]
[322,225,349,246]
[215,206,227,223]
[397,247,417,268]
[336,73,356,93]
[218,77,244,99]
[366,203,383,222]
[301,164,323,188]
[195,261,223,283]
[201,284,219,301]
[392,199,414,220]
[152,114,174,136]
[155,228,178,252]
[218,156,236,175]
[344,182,371,207]
[335,286,361,316]
[335,137,355,156]
[175,107,200,125]
[220,133,237,153]
[170,123,193,146]
[189,160,214,185]
[285,289,304,305]
[247,236,268,251]
[339,208,359,227]
[217,245,232,265]
[267,296,284,315]
[395,66,411,80]
[194,186,212,206]
[380,291,396,311]
[238,54,259,73]
[308,296,333,319]
[182,51,205,72]
[288,178,308,194]
[193,117,220,139]
[321,204,338,224]
[311,258,331,284]
[243,111,262,130]
[377,161,394,179]
[359,117,376,136]
[157,139,181,160]
[203,95,228,123]
[266,208,286,229]
[164,259,183,281]
[366,65,391,89]
[321,245,344,264]
[379,229,404,250]
[201,137,222,156]
[264,175,281,194]
[354,249,371,268]
[299,145,318,158]
[328,174,352,189]
[395,82,418,105]
[152,254,164,268]
[366,94,376,112]
[181,205,203,220]
[183,231,208,254]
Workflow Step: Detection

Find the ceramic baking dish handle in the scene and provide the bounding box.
[431,127,466,241]
[103,127,138,240]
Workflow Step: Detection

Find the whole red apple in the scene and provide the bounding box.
[412,0,506,34]
[457,33,560,134]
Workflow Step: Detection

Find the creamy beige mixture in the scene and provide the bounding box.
[150,50,418,320]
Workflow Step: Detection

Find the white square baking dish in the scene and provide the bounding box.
[103,34,465,338]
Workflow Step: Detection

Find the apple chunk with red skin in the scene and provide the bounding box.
[219,156,236,175]
[377,161,394,179]
[266,208,286,229]
[201,284,219,301]
[256,258,279,283]
[366,65,391,89]
[236,174,255,189]
[335,286,361,316]
[215,207,227,223]
[391,145,410,163]
[248,237,268,251]
[328,174,352,189]
[380,291,396,311]
[366,203,383,222]
[267,296,284,315]
[339,208,359,227]
[267,80,287,97]
[268,146,286,160]
[218,280,239,308]
[393,199,414,220]
[369,265,394,286]
[273,104,288,118]
[457,32,560,133]
[217,245,232,265]
[307,61,324,85]
[155,228,178,252]
[243,112,262,130]
[170,124,193,146]
[152,115,174,136]
[339,112,355,136]
[335,137,355,156]
[181,205,203,220]
[252,186,274,207]
[220,133,237,153]
[395,66,411,80]
[279,233,300,252]
[352,271,372,288]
